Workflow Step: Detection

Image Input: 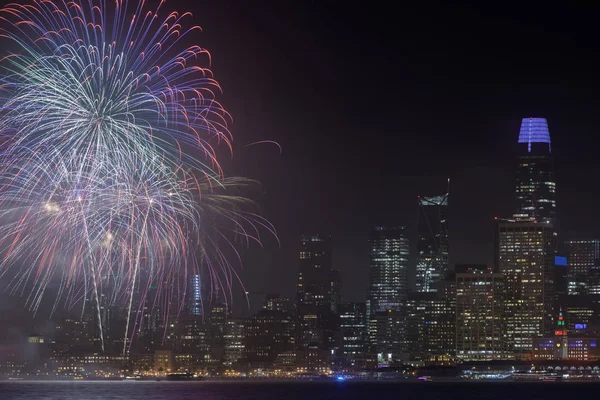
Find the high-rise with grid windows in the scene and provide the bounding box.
[366,226,409,316]
[496,220,555,356]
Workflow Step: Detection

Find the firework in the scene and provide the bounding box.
[0,0,274,353]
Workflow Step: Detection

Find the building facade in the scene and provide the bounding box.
[296,235,337,351]
[186,274,203,316]
[368,310,405,366]
[223,319,246,367]
[455,264,505,361]
[563,295,600,338]
[245,305,295,368]
[514,117,556,224]
[338,303,368,368]
[405,289,455,364]
[566,240,600,296]
[366,226,410,315]
[496,220,556,356]
[416,192,449,293]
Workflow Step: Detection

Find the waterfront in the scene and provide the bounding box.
[2,381,600,400]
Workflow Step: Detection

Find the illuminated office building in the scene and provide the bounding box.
[564,297,596,337]
[178,315,209,359]
[566,240,600,296]
[496,219,555,356]
[405,280,455,364]
[186,274,203,316]
[296,235,337,351]
[338,303,368,368]
[368,310,405,366]
[455,264,505,361]
[223,319,246,367]
[206,304,231,365]
[514,117,556,224]
[245,307,295,367]
[366,227,410,315]
[265,295,296,315]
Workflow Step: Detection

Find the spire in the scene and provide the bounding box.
[518,117,551,153]
[555,307,567,336]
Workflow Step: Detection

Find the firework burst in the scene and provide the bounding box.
[0,0,274,354]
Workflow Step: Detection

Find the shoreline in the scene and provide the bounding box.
[2,378,600,383]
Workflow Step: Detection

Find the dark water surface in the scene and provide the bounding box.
[0,381,597,400]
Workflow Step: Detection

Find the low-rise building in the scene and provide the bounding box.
[533,310,600,361]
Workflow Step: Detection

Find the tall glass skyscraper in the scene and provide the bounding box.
[366,226,409,316]
[514,117,556,223]
[416,192,449,292]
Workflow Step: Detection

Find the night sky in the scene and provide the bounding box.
[4,1,600,330]
[194,1,600,308]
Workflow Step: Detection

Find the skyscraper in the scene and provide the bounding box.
[338,303,368,368]
[296,235,337,351]
[223,319,246,367]
[455,264,505,361]
[328,269,342,315]
[566,239,600,295]
[405,289,455,364]
[139,284,161,353]
[177,315,209,363]
[366,227,410,316]
[514,117,556,223]
[206,303,231,365]
[368,310,405,366]
[245,304,295,368]
[416,191,449,293]
[496,219,555,356]
[186,274,203,316]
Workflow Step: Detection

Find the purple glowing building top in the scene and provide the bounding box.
[514,116,556,224]
[518,117,551,153]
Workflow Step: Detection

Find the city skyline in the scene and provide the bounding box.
[0,114,593,324]
[4,112,585,340]
[4,0,600,394]
[4,1,600,387]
